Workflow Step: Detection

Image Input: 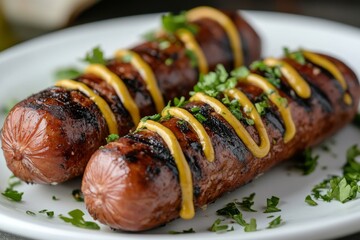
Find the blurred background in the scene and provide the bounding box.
[0,0,359,51]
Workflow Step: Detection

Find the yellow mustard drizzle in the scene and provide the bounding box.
[190,92,270,158]
[264,58,311,99]
[225,88,270,156]
[186,6,243,67]
[137,120,194,219]
[85,64,140,125]
[161,107,214,162]
[302,50,352,105]
[176,28,208,74]
[114,50,165,113]
[242,74,296,143]
[55,79,118,134]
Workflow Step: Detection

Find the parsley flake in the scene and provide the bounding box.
[244,218,257,232]
[238,193,257,212]
[59,209,100,230]
[1,176,23,202]
[305,195,318,206]
[162,12,198,35]
[168,228,196,234]
[209,218,233,232]
[283,47,306,65]
[52,196,59,201]
[82,46,106,65]
[255,100,269,116]
[141,113,162,122]
[250,60,282,88]
[296,148,319,175]
[264,196,281,213]
[106,134,120,143]
[173,96,187,107]
[26,211,36,216]
[72,189,84,202]
[185,49,198,68]
[54,67,81,80]
[39,209,55,217]
[267,216,283,229]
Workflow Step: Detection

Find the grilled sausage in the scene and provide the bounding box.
[81,51,359,231]
[1,8,261,184]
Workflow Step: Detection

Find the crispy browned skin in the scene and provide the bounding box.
[1,11,260,184]
[82,53,359,231]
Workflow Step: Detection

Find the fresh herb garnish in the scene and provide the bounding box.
[185,49,198,68]
[209,218,233,232]
[173,96,187,107]
[52,196,59,201]
[54,67,81,80]
[59,209,100,230]
[140,113,162,122]
[305,195,318,206]
[72,189,84,202]
[26,211,36,216]
[263,196,281,213]
[255,100,269,116]
[106,134,120,143]
[222,97,243,120]
[168,228,196,234]
[1,176,23,202]
[165,58,174,66]
[142,30,157,41]
[230,66,250,79]
[267,216,283,229]
[121,54,132,63]
[191,64,238,98]
[158,40,171,50]
[39,209,54,217]
[238,193,257,212]
[283,47,306,65]
[82,46,106,65]
[162,12,198,34]
[343,145,360,181]
[244,218,257,232]
[250,60,282,88]
[1,99,18,115]
[296,148,319,175]
[190,106,207,123]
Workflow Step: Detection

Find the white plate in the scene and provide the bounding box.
[1,11,360,240]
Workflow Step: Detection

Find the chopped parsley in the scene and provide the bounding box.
[185,49,198,68]
[59,209,100,230]
[54,67,81,80]
[106,134,120,143]
[250,60,282,88]
[222,97,243,121]
[81,46,106,65]
[309,145,360,204]
[165,58,174,66]
[158,40,171,50]
[296,148,319,175]
[121,54,132,63]
[255,100,269,116]
[267,216,283,229]
[140,113,162,122]
[283,47,306,65]
[190,106,207,123]
[52,196,59,201]
[142,30,157,41]
[305,195,318,206]
[1,175,23,202]
[263,196,281,213]
[72,189,84,202]
[231,66,250,79]
[39,209,55,217]
[191,64,238,98]
[238,193,257,212]
[173,96,187,107]
[26,211,36,216]
[161,11,198,35]
[244,218,257,232]
[168,228,196,234]
[209,218,233,232]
